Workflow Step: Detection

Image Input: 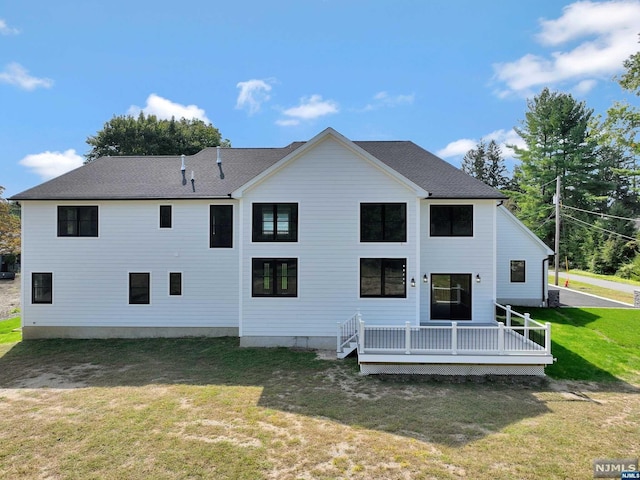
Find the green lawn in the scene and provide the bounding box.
[0,311,639,479]
[0,317,20,344]
[528,307,640,383]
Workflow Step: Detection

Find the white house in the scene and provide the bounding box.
[13,128,554,375]
[497,206,554,307]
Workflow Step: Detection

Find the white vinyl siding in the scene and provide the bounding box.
[496,207,552,306]
[420,199,496,324]
[21,200,239,328]
[240,137,419,338]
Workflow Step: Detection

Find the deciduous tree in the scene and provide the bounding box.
[85,113,230,162]
[0,186,20,255]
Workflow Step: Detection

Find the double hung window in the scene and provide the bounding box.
[32,273,52,304]
[129,273,150,304]
[510,260,526,283]
[252,203,297,242]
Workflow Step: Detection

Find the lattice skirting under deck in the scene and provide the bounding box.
[359,363,546,376]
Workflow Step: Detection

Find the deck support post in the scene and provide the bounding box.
[451,321,458,355]
[358,319,365,353]
[524,313,530,341]
[336,322,341,353]
[506,305,512,327]
[405,322,411,354]
[545,322,551,354]
[498,322,505,354]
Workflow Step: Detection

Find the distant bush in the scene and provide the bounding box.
[617,254,640,281]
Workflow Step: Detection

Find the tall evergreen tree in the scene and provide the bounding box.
[513,88,599,268]
[461,140,509,189]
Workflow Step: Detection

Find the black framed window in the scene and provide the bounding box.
[252,203,298,242]
[252,258,297,297]
[431,274,472,320]
[360,203,406,242]
[430,205,473,237]
[57,206,98,237]
[159,205,172,228]
[510,260,526,283]
[169,272,182,296]
[360,258,406,298]
[129,273,150,304]
[210,205,233,248]
[32,272,52,304]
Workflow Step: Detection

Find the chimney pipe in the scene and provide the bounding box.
[216,146,221,165]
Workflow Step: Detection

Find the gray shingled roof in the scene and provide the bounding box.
[12,138,505,200]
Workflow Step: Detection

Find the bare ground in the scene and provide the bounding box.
[0,274,20,320]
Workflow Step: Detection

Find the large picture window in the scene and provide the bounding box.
[57,206,98,237]
[252,203,298,242]
[129,272,150,304]
[430,205,473,237]
[510,260,526,283]
[32,273,52,304]
[360,258,406,298]
[210,205,233,248]
[252,259,297,297]
[360,203,406,242]
[431,274,471,320]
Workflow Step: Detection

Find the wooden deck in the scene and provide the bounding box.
[338,307,554,375]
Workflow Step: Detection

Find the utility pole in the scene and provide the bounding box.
[554,175,561,286]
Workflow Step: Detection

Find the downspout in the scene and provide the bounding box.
[542,257,549,306]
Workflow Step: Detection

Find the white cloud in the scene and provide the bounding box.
[493,0,640,97]
[236,79,272,115]
[437,139,477,158]
[484,129,527,157]
[0,19,20,35]
[572,78,598,95]
[19,149,84,180]
[277,95,339,126]
[437,129,527,160]
[361,91,415,111]
[127,93,211,123]
[0,62,53,90]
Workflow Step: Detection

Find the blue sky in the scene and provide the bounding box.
[2,0,639,197]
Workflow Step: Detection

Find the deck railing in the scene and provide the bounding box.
[495,303,551,352]
[355,311,550,357]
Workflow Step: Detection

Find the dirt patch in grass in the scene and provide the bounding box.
[0,338,638,479]
[0,275,20,320]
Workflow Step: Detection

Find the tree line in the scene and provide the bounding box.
[462,38,640,279]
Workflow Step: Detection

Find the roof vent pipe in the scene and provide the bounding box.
[180,154,187,185]
[216,146,222,165]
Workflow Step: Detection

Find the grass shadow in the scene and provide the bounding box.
[2,336,636,448]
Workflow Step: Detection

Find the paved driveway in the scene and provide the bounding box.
[552,272,639,294]
[549,285,636,308]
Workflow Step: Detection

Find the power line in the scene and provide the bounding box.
[562,213,639,242]
[561,204,639,222]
